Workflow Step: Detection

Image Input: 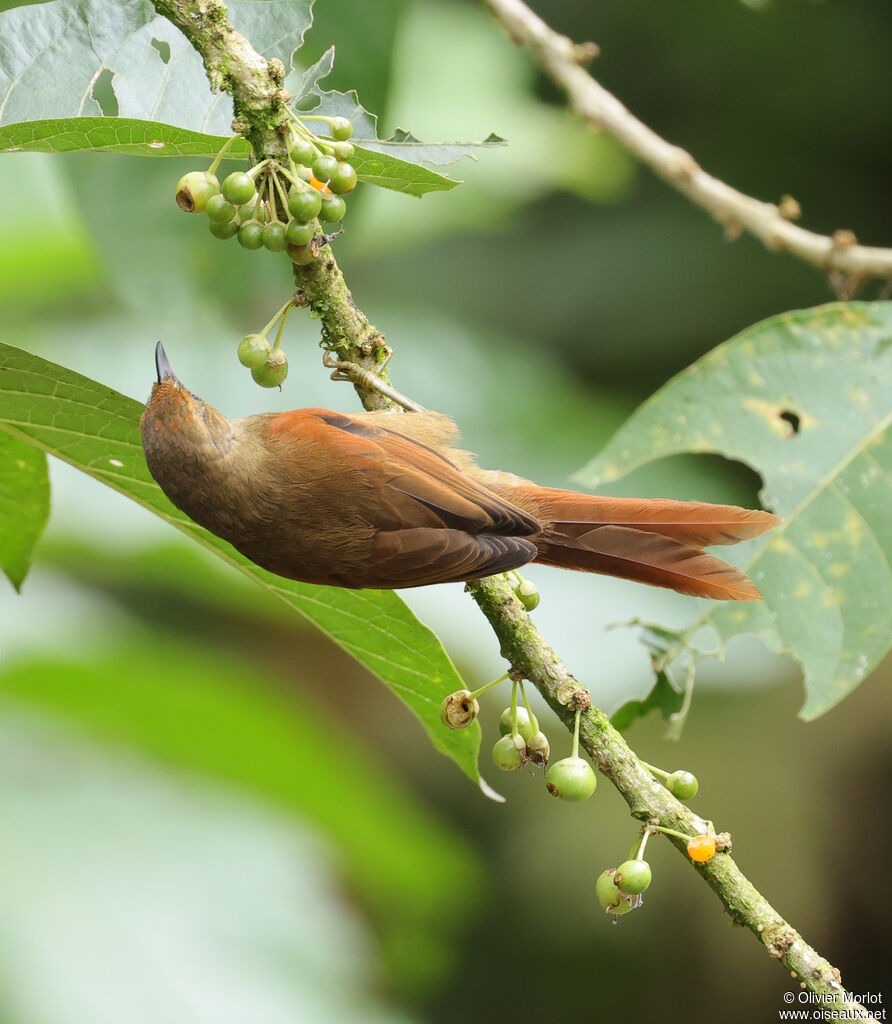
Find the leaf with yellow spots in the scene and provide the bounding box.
[579,302,892,719]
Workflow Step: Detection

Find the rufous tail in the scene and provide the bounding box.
[500,486,780,601]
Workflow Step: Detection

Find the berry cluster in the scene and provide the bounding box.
[439,654,725,924]
[596,862,651,917]
[597,827,656,917]
[597,818,719,919]
[440,669,598,801]
[493,681,552,771]
[175,114,357,267]
[236,297,295,388]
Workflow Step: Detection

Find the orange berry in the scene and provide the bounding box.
[687,834,717,863]
[309,175,330,193]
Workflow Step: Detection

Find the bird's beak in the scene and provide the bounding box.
[155,342,180,386]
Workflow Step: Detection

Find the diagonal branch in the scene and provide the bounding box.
[485,0,892,290]
[151,0,876,1015]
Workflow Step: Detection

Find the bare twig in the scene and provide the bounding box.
[485,0,892,287]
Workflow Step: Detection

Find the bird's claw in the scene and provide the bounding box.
[323,346,393,383]
[320,348,424,412]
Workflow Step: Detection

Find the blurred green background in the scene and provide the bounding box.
[1,0,890,1021]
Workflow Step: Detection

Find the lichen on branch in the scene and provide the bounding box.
[290,249,399,411]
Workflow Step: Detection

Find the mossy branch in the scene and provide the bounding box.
[150,0,396,409]
[151,0,290,157]
[151,0,876,1015]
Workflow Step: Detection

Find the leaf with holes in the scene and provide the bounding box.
[291,46,505,171]
[0,342,494,793]
[0,20,502,193]
[578,302,892,720]
[0,0,312,134]
[0,433,49,591]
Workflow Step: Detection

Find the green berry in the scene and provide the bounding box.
[237,333,271,369]
[492,733,526,772]
[667,770,699,800]
[546,756,597,801]
[288,242,317,265]
[209,218,239,239]
[251,348,288,388]
[175,170,219,213]
[331,141,354,160]
[498,706,534,741]
[439,690,479,730]
[596,869,633,915]
[614,859,652,895]
[319,194,346,223]
[261,222,288,252]
[295,164,313,182]
[291,138,317,166]
[238,200,268,224]
[286,220,314,246]
[515,579,540,611]
[238,221,265,250]
[526,730,550,766]
[596,869,620,909]
[287,187,322,221]
[222,171,256,205]
[330,116,354,141]
[312,154,339,183]
[328,161,357,195]
[205,193,237,223]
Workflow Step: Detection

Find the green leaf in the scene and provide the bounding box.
[0,0,311,135]
[608,620,703,735]
[0,341,488,788]
[0,711,421,1024]
[610,671,683,733]
[359,128,507,167]
[0,116,464,196]
[291,46,505,169]
[350,144,460,196]
[0,432,49,590]
[0,639,481,987]
[0,11,501,195]
[578,302,892,720]
[227,0,313,69]
[0,116,254,158]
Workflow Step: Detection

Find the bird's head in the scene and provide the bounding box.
[141,343,234,470]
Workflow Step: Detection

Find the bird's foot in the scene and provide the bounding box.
[321,349,425,412]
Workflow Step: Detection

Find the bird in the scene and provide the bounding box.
[141,343,779,599]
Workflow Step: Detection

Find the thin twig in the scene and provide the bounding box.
[151,0,876,1014]
[485,0,892,288]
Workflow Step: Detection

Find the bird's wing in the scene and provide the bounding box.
[266,409,539,587]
